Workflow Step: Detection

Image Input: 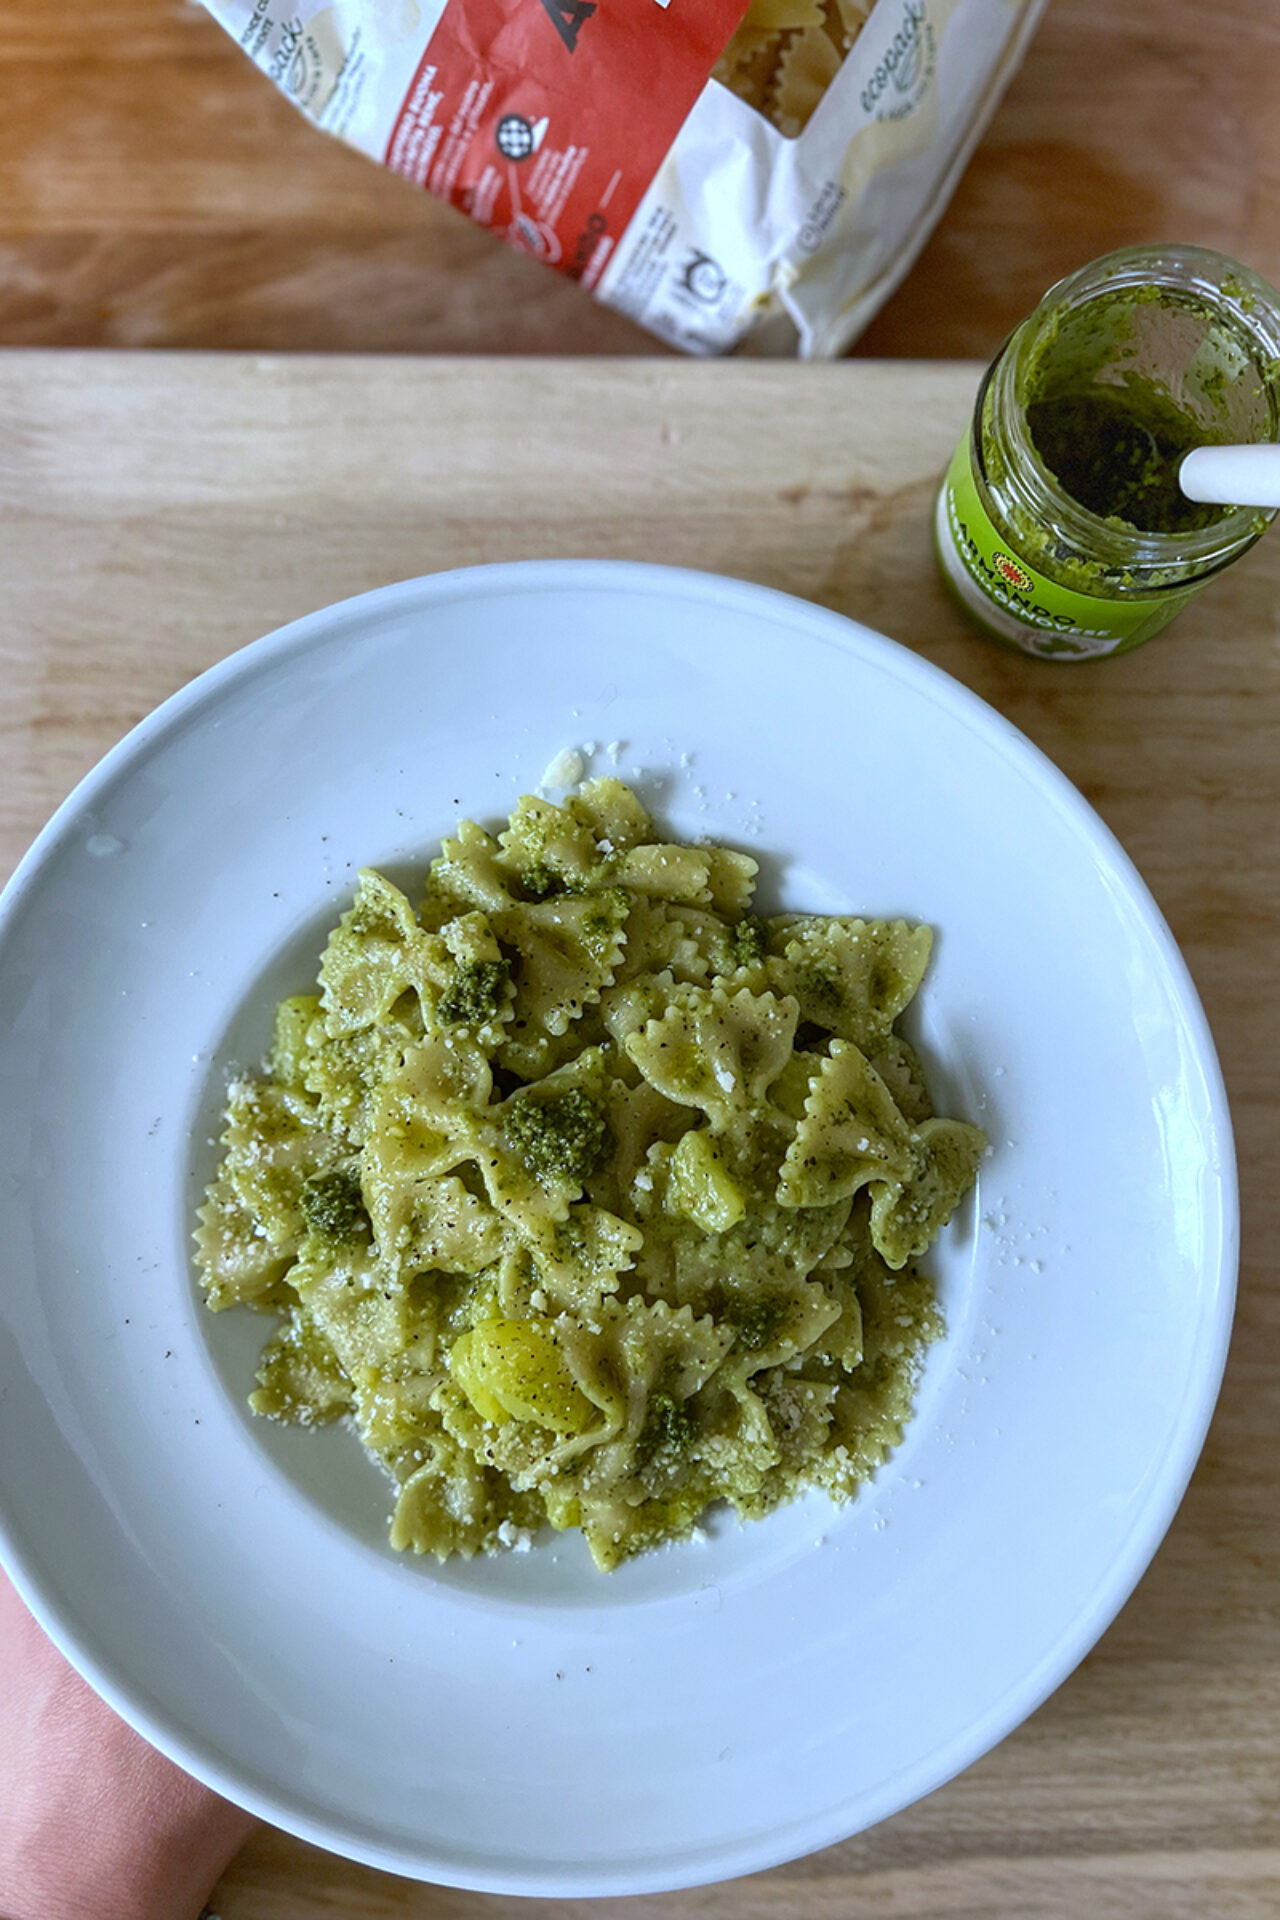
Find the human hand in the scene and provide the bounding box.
[0,1568,256,1920]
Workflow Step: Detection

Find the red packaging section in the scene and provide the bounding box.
[385,0,748,288]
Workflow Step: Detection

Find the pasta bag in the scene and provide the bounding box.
[200,0,1046,355]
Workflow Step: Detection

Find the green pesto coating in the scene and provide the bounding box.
[704,1279,787,1352]
[635,1390,696,1476]
[520,861,567,900]
[299,1169,369,1242]
[728,915,768,969]
[1027,387,1228,534]
[790,960,845,1018]
[437,958,510,1027]
[726,1292,785,1353]
[503,1088,611,1185]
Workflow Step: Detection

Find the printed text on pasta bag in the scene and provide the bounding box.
[385,0,750,288]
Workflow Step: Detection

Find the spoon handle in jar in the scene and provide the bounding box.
[1179,443,1280,509]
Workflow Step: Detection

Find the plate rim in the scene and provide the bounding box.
[0,558,1239,1893]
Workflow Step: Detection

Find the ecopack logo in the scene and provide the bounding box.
[860,1,933,118]
[993,552,1033,593]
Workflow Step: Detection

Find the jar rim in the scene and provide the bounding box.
[987,245,1280,577]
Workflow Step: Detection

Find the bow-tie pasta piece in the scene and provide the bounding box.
[869,1117,989,1270]
[193,1175,295,1313]
[535,1205,645,1315]
[777,1038,916,1207]
[482,1055,614,1235]
[712,0,872,137]
[390,1428,544,1560]
[295,998,422,1146]
[248,1303,354,1427]
[319,869,450,1035]
[551,1298,738,1569]
[491,890,629,1078]
[194,1059,352,1312]
[420,818,516,927]
[496,794,605,897]
[868,1032,934,1126]
[362,1156,510,1283]
[625,984,799,1126]
[609,842,718,906]
[766,916,933,1052]
[772,23,842,137]
[358,1037,494,1240]
[565,776,655,853]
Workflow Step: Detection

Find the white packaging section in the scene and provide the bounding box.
[203,0,447,157]
[599,0,1048,356]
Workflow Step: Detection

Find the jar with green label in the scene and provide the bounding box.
[934,244,1280,660]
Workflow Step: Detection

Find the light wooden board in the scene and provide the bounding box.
[1,352,1278,1918]
[0,2,1276,356]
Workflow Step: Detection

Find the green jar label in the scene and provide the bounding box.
[935,437,1205,659]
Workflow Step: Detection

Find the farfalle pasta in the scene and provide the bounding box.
[195,778,985,1570]
[713,0,872,137]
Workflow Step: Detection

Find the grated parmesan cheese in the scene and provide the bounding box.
[540,747,585,791]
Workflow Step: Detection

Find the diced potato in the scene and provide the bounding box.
[447,1329,511,1426]
[667,1129,746,1233]
[449,1318,594,1432]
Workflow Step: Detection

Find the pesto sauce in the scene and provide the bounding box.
[792,960,845,1018]
[727,915,768,969]
[437,957,510,1027]
[728,1293,784,1353]
[299,1169,369,1241]
[503,1088,611,1184]
[634,1390,696,1477]
[1026,387,1228,534]
[707,1280,785,1352]
[520,862,566,900]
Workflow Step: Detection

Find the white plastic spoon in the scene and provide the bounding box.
[1179,442,1280,510]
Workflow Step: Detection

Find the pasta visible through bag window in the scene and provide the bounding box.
[195,779,986,1571]
[713,0,872,136]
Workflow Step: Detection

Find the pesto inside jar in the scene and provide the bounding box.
[1025,385,1230,535]
[936,247,1280,659]
[977,254,1280,601]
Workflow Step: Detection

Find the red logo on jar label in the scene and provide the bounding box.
[993,552,1033,593]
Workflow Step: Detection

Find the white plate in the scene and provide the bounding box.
[0,562,1235,1894]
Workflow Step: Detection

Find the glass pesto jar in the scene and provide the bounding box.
[934,245,1280,660]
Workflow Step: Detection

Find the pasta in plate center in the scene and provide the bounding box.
[194,777,985,1571]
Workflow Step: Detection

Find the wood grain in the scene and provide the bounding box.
[0,1,1276,355]
[1,350,1278,1918]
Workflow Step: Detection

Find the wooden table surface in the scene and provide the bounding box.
[0,0,1276,357]
[2,349,1278,1917]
